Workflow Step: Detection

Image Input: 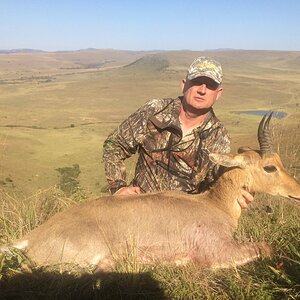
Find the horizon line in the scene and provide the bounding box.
[0,48,299,54]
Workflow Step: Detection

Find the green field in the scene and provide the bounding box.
[0,49,299,196]
[0,49,299,299]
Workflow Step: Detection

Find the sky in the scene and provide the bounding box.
[1,0,300,52]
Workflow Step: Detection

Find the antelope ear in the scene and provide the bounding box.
[238,146,253,153]
[209,153,248,168]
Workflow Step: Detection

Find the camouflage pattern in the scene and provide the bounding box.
[103,97,230,194]
[187,56,223,84]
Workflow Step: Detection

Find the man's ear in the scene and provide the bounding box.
[215,86,223,101]
[209,153,247,168]
[181,79,186,93]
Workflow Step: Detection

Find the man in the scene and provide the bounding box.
[103,56,253,207]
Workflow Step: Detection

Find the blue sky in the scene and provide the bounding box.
[1,0,299,51]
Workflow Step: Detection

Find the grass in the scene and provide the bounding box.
[0,50,299,197]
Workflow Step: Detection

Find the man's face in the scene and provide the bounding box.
[181,76,223,112]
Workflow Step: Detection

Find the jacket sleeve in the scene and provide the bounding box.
[102,99,160,194]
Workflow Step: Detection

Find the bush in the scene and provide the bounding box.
[55,164,82,196]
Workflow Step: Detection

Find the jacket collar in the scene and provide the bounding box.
[149,97,221,136]
[149,97,182,130]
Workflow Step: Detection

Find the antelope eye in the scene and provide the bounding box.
[263,165,278,173]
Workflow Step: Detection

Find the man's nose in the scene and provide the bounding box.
[197,84,207,94]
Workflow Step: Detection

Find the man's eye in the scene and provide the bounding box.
[206,83,218,90]
[263,165,278,173]
[190,77,219,90]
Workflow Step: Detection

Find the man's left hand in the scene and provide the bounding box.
[238,190,255,209]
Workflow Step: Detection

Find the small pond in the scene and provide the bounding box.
[232,110,287,119]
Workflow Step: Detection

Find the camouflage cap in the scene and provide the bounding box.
[187,56,223,84]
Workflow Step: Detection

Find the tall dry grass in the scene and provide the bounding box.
[0,187,78,243]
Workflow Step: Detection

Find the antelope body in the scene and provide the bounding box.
[2,115,300,270]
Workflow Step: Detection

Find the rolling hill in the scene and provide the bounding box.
[0,49,299,196]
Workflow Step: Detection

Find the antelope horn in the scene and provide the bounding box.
[257,112,274,154]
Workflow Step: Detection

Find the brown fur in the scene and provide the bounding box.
[3,149,299,271]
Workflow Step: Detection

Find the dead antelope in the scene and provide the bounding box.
[1,114,300,270]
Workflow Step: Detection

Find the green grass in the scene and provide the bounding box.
[0,50,297,182]
[0,50,299,197]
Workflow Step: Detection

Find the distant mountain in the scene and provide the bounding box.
[0,49,45,54]
[0,48,164,54]
[204,48,239,52]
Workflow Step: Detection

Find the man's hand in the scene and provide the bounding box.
[238,190,255,209]
[114,186,141,195]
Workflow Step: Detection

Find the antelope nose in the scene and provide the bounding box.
[288,195,300,201]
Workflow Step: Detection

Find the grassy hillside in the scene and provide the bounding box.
[0,49,159,81]
[0,50,299,196]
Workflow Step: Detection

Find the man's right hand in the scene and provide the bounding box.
[114,186,141,195]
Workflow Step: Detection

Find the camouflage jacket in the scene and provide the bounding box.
[103,97,230,194]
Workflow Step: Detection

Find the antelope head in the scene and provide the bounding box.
[210,113,300,201]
